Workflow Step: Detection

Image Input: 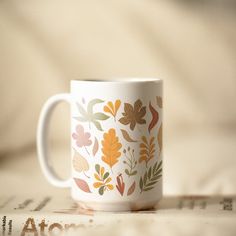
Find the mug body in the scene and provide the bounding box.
[70,78,163,211]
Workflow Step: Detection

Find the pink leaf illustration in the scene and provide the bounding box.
[92,137,99,156]
[74,178,91,193]
[72,125,92,148]
[127,181,136,196]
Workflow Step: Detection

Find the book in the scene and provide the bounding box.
[0,194,235,236]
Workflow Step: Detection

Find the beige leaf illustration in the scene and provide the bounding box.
[92,137,99,156]
[120,129,137,142]
[73,150,89,172]
[156,96,163,108]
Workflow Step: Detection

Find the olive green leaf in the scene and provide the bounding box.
[75,99,109,131]
[139,160,162,193]
[95,164,100,174]
[99,186,105,195]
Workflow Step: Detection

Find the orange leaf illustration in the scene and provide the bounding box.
[101,128,122,170]
[104,100,121,121]
[139,136,155,167]
[148,102,159,133]
[74,178,91,193]
[158,124,162,153]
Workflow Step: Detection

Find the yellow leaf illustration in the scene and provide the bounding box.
[115,100,121,112]
[93,164,114,195]
[103,100,121,121]
[94,173,101,181]
[105,177,112,184]
[101,128,122,170]
[101,166,105,176]
[93,182,104,188]
[107,184,114,190]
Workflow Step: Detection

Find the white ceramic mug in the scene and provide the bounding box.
[37,78,163,211]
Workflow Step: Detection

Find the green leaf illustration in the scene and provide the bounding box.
[75,116,87,122]
[95,164,100,174]
[76,103,87,117]
[123,147,138,177]
[103,172,109,180]
[88,99,104,115]
[99,186,105,195]
[130,170,137,176]
[139,160,162,193]
[93,113,109,120]
[75,99,108,131]
[139,177,143,190]
[93,120,103,131]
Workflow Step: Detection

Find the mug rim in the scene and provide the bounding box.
[71,77,162,84]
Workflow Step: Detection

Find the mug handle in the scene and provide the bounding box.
[37,93,71,188]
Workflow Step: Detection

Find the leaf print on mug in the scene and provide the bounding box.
[72,125,92,155]
[120,129,137,142]
[139,160,162,193]
[93,164,114,195]
[156,96,163,108]
[72,150,90,178]
[116,174,125,196]
[148,102,159,133]
[157,123,162,154]
[92,137,99,157]
[123,147,137,177]
[127,181,136,196]
[139,136,155,167]
[74,178,91,193]
[101,128,122,171]
[119,99,146,131]
[103,100,121,121]
[75,99,109,131]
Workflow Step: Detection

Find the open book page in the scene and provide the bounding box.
[1,195,235,236]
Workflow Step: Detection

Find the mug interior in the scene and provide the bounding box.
[71,78,162,83]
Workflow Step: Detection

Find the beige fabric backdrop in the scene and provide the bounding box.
[0,0,236,196]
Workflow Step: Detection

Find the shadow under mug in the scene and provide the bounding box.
[37,78,163,211]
